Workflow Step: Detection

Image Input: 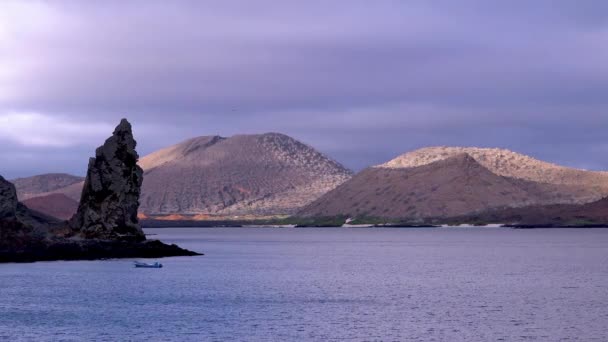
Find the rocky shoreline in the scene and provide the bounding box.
[0,238,201,263]
[0,119,201,263]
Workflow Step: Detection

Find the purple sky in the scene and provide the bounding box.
[1,0,607,178]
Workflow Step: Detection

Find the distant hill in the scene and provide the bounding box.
[21,193,79,220]
[381,146,608,204]
[14,133,352,217]
[299,147,608,221]
[139,133,352,215]
[11,173,84,201]
[20,144,608,222]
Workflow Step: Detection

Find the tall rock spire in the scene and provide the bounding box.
[69,119,145,241]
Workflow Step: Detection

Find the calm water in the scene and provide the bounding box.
[1,227,607,341]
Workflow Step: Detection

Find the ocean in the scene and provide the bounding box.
[1,227,607,341]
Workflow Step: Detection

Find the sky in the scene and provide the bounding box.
[1,0,607,178]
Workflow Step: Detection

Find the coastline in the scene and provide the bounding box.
[0,238,202,263]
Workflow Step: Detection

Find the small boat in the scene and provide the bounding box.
[133,261,163,268]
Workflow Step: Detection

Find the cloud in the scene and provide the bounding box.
[0,112,113,147]
[0,0,607,177]
[2,0,605,114]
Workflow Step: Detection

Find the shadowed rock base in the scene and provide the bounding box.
[0,238,201,263]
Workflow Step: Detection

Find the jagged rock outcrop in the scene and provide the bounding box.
[0,176,53,250]
[0,175,18,219]
[1,120,200,262]
[69,119,145,241]
[0,171,198,262]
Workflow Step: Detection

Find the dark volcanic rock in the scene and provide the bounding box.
[0,175,31,249]
[69,119,145,241]
[0,176,53,250]
[1,120,201,263]
[0,175,18,219]
[0,239,201,263]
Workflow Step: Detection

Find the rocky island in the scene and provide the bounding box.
[0,119,200,263]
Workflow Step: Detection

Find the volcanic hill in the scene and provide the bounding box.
[299,147,608,221]
[138,133,352,216]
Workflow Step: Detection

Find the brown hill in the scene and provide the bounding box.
[298,153,596,220]
[47,181,84,202]
[22,193,79,220]
[138,133,352,215]
[382,146,608,204]
[11,173,84,201]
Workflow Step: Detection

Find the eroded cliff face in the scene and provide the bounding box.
[0,175,48,249]
[69,119,145,241]
[0,175,18,220]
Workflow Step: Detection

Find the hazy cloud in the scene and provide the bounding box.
[0,0,607,177]
[0,112,113,147]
